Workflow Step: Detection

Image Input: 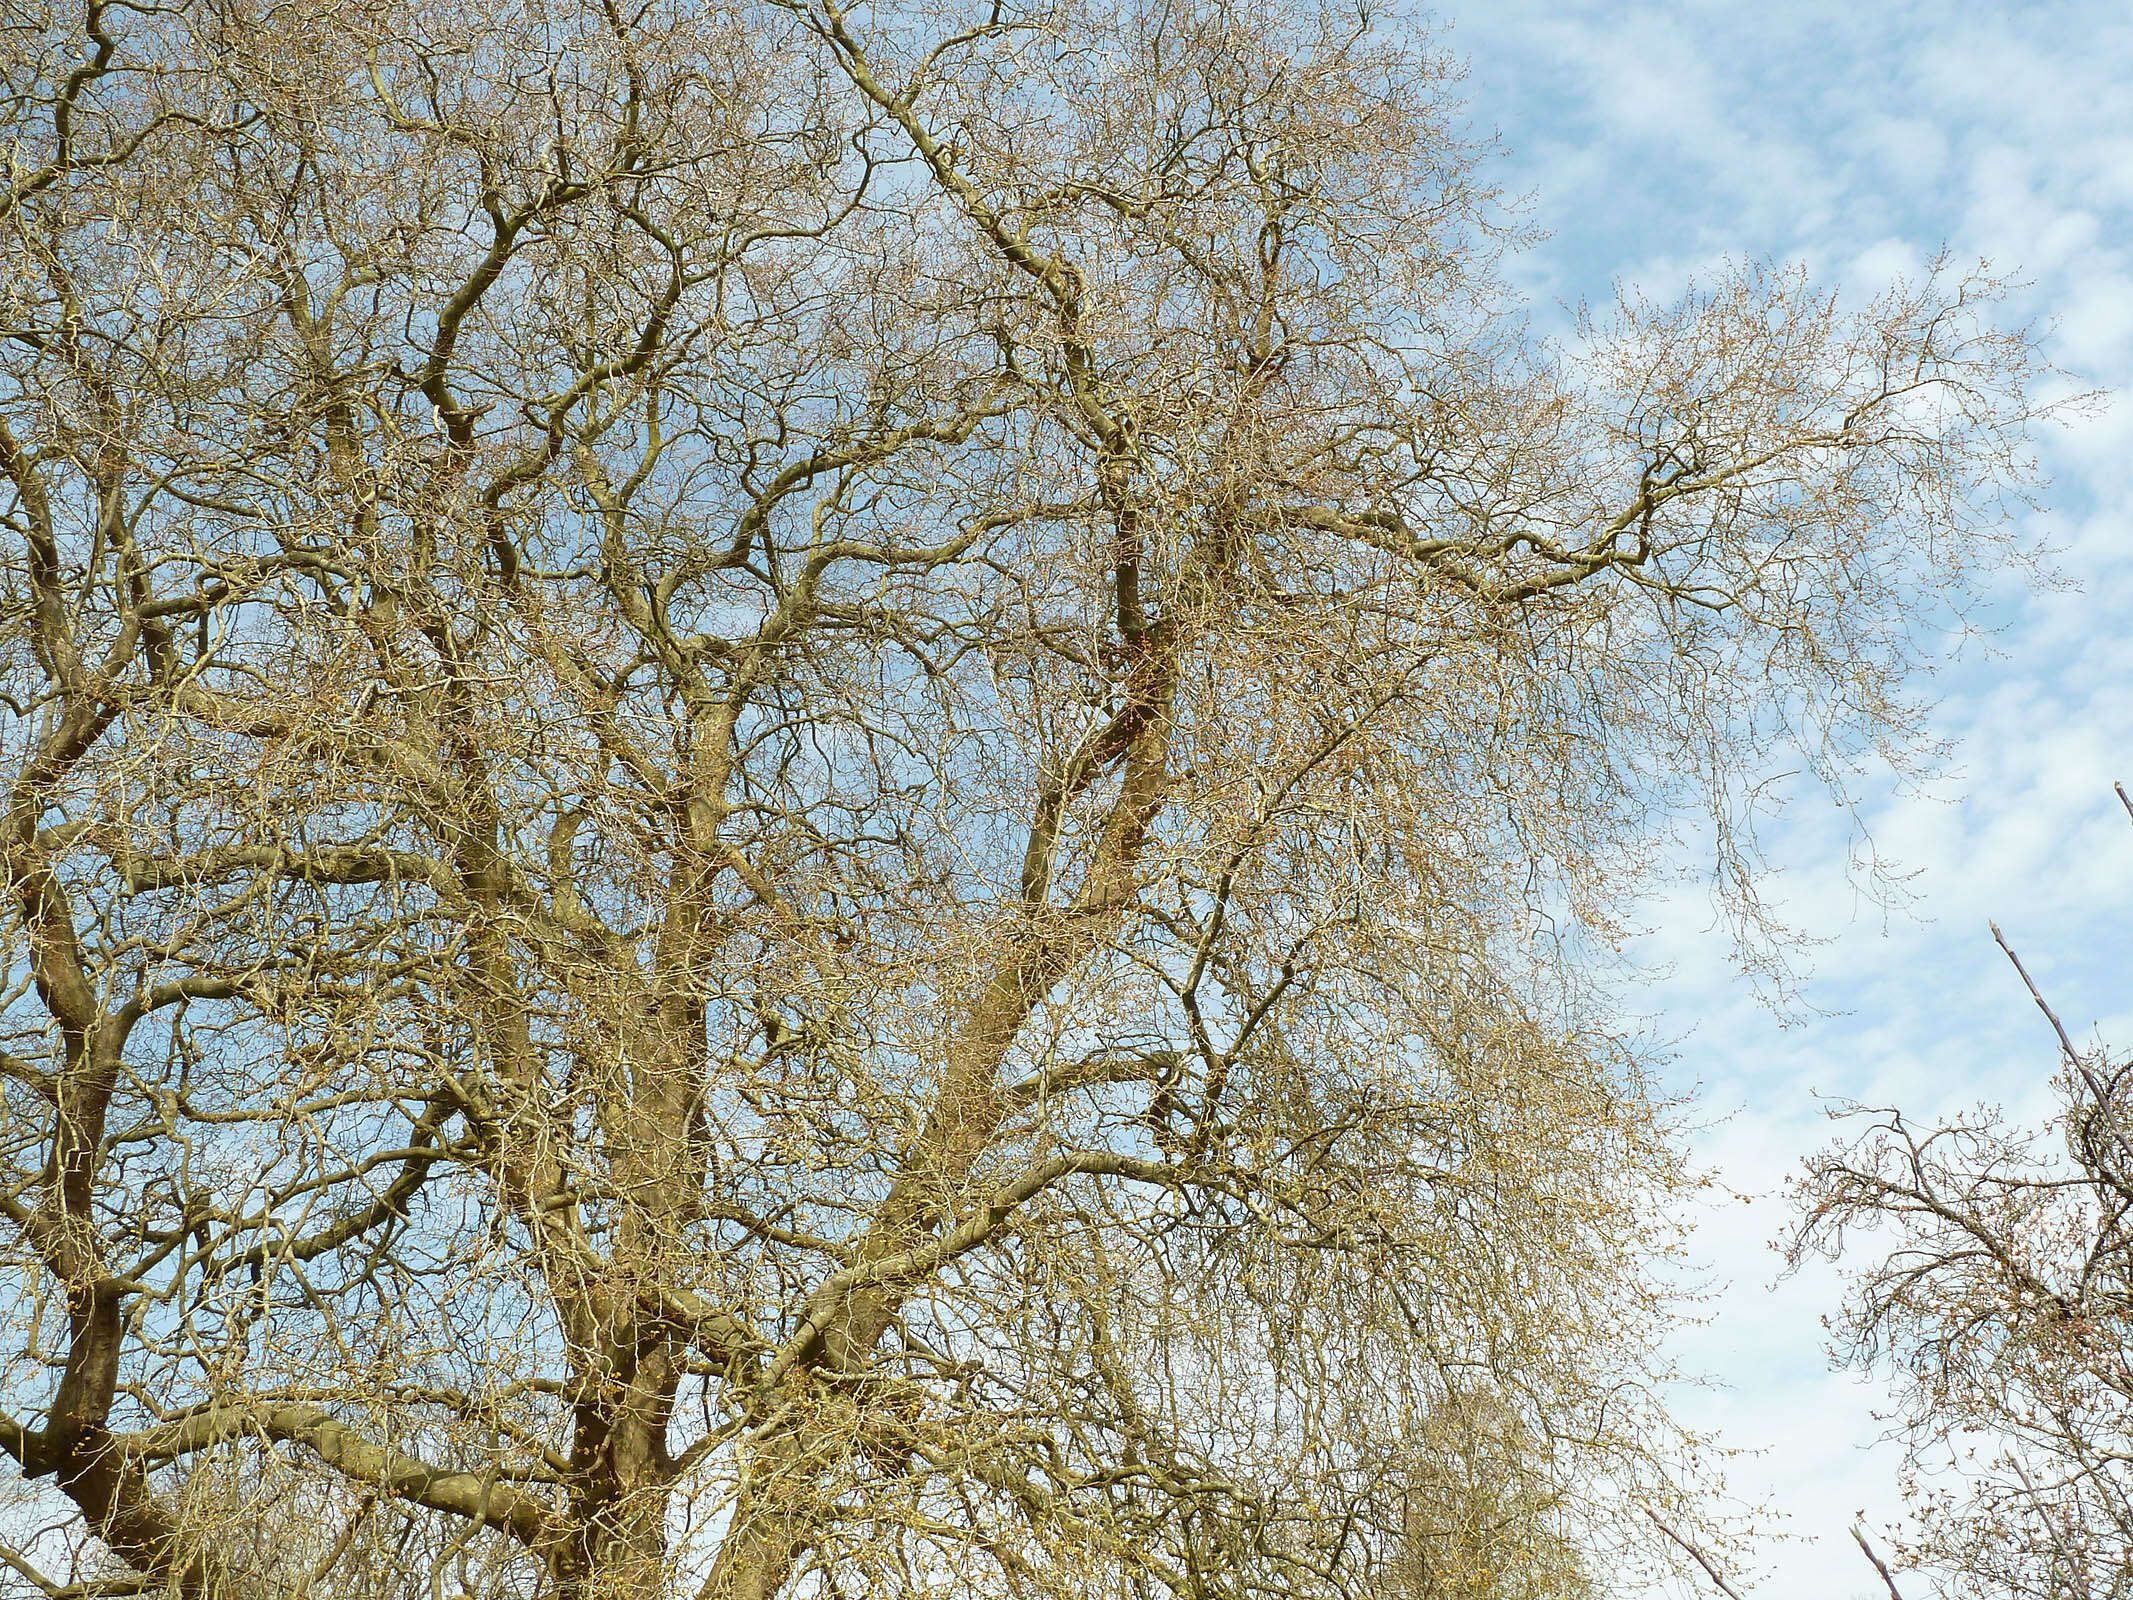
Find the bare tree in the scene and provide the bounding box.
[1791,791,2133,1600]
[0,0,2050,1595]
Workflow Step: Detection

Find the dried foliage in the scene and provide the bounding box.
[1794,794,2133,1600]
[0,0,2049,1595]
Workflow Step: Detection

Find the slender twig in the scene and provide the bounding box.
[1851,1525,1904,1600]
[2116,780,2132,825]
[2015,1460,2090,1589]
[1645,1508,1746,1600]
[1992,921,2086,1070]
[1992,920,2128,1174]
[0,1546,62,1599]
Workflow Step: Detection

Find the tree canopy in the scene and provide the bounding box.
[0,0,2048,1594]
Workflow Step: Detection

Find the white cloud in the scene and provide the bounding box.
[1449,2,2133,1593]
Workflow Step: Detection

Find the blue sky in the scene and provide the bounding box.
[1446,4,2133,1595]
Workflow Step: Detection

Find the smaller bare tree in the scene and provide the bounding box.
[1791,786,2133,1600]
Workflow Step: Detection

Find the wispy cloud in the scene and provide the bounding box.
[1449,3,2133,1593]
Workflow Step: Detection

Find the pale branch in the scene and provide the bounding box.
[122,1403,555,1550]
[1851,1525,1905,1600]
[766,1149,1202,1388]
[1644,1508,1745,1600]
